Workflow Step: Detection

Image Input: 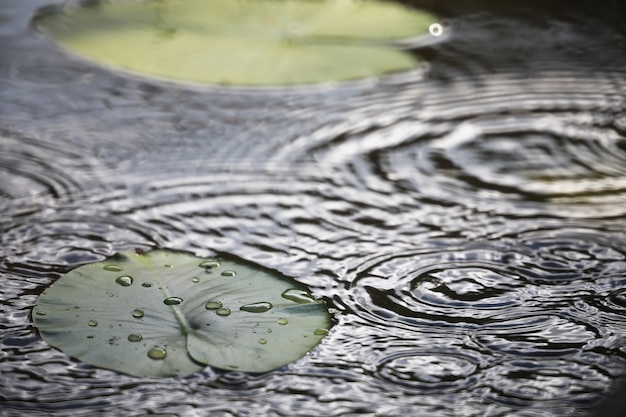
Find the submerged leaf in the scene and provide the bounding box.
[33,250,331,377]
[35,0,439,85]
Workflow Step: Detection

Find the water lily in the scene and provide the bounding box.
[33,249,331,377]
[36,0,439,85]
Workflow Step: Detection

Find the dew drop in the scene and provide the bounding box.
[205,300,222,310]
[164,264,173,268]
[35,311,47,316]
[87,335,95,339]
[258,338,268,345]
[240,302,273,313]
[115,275,133,287]
[128,333,143,342]
[104,265,123,272]
[192,277,200,283]
[221,270,236,277]
[277,318,288,325]
[216,307,231,316]
[314,328,329,336]
[88,320,98,327]
[164,297,183,305]
[141,282,152,288]
[267,329,272,333]
[147,347,167,360]
[132,309,144,318]
[429,22,443,37]
[74,306,80,309]
[200,260,221,270]
[281,289,315,304]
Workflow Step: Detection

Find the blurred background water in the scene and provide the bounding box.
[1,0,626,416]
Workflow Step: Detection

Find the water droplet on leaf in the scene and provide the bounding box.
[277,318,288,325]
[35,311,47,316]
[205,300,222,310]
[258,338,267,345]
[164,297,183,305]
[88,320,98,327]
[104,265,123,272]
[240,302,273,313]
[221,270,236,277]
[200,260,221,270]
[216,307,231,316]
[141,282,152,288]
[281,289,316,304]
[148,347,167,360]
[132,309,144,318]
[192,277,200,283]
[128,333,143,342]
[314,328,328,336]
[115,276,133,287]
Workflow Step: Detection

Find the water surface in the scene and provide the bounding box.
[1,1,626,416]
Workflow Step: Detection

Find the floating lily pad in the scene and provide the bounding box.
[33,250,331,377]
[35,0,439,86]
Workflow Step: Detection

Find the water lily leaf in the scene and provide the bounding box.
[33,250,332,377]
[35,0,439,85]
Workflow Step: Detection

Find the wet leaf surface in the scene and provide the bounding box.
[33,250,331,377]
[35,0,438,85]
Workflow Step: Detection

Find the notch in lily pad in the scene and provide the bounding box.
[32,249,332,377]
[35,0,440,86]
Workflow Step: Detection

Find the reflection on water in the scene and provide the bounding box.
[2,0,626,416]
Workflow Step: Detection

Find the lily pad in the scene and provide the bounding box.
[33,250,331,377]
[35,0,439,86]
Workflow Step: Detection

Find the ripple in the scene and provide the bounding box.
[504,228,626,285]
[265,59,626,222]
[317,106,626,219]
[348,248,530,327]
[471,315,596,356]
[0,130,90,201]
[76,167,451,284]
[481,359,611,408]
[377,350,478,392]
[1,210,155,268]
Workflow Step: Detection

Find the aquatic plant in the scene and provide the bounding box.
[36,0,439,86]
[33,249,331,377]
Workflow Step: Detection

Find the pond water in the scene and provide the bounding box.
[2,0,626,416]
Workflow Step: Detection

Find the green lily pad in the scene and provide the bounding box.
[33,250,331,377]
[35,0,439,86]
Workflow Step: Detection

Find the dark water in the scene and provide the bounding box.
[2,0,626,416]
